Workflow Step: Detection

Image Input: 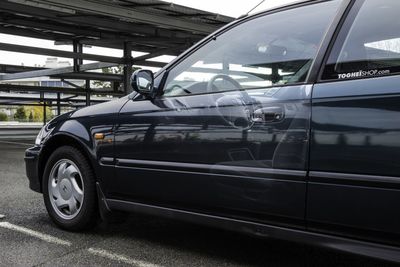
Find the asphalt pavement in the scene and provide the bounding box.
[0,141,398,267]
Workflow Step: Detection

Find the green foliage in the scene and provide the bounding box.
[0,112,8,121]
[13,106,53,122]
[92,66,141,89]
[25,106,54,123]
[14,106,27,121]
[28,111,34,122]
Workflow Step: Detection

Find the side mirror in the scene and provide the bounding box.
[130,70,155,98]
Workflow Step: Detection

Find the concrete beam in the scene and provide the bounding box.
[0,1,205,39]
[133,45,188,62]
[34,0,219,34]
[0,42,124,64]
[0,62,119,81]
[0,84,124,96]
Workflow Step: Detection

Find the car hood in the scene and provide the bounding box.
[49,96,130,125]
[71,96,129,118]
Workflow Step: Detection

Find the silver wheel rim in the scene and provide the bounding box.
[48,159,84,220]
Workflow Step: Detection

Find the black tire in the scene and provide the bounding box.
[42,146,98,231]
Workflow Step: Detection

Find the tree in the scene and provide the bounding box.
[14,107,27,121]
[28,111,34,122]
[92,66,141,89]
[0,112,8,121]
[25,106,53,123]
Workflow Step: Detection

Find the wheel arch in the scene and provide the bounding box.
[38,133,98,193]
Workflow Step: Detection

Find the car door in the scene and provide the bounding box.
[308,0,400,246]
[109,0,343,227]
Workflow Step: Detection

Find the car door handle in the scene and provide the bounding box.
[252,107,284,123]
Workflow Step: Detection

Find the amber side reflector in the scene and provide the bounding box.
[94,133,105,140]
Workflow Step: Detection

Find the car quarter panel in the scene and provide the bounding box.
[34,97,128,192]
[309,75,400,246]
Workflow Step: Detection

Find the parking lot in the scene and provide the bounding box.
[0,141,397,267]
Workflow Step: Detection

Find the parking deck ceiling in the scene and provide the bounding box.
[0,0,233,57]
[0,0,234,108]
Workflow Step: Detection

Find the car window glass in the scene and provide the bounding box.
[323,0,400,80]
[163,0,342,97]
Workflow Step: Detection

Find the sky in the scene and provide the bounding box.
[0,0,296,68]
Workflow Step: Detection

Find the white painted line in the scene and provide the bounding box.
[0,214,5,219]
[0,222,71,246]
[88,248,162,267]
[0,140,34,146]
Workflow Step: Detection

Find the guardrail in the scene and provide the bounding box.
[0,122,42,141]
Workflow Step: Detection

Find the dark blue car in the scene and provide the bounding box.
[25,0,400,262]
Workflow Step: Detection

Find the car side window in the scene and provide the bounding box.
[163,0,342,97]
[322,0,400,81]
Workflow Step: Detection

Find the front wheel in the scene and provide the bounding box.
[42,146,98,231]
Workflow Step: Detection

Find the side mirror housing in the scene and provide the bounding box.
[130,70,156,98]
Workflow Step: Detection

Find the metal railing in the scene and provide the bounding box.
[0,122,42,141]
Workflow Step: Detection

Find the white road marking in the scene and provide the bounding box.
[0,140,34,146]
[0,214,5,219]
[88,248,162,267]
[0,222,71,246]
